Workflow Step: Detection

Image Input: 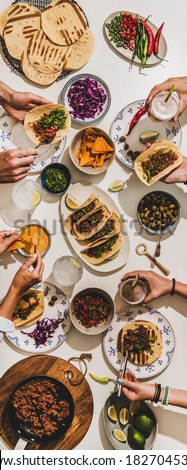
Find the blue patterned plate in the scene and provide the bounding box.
[103,306,175,379]
[0,110,67,173]
[110,100,182,170]
[6,281,71,353]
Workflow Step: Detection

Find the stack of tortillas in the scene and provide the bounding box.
[0,0,94,85]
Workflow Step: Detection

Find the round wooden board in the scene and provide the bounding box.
[0,355,93,450]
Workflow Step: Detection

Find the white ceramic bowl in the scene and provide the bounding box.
[70,287,115,335]
[69,126,115,175]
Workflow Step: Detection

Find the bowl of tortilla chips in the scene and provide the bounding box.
[69,127,115,174]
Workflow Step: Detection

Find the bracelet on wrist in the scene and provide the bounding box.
[162,386,171,406]
[152,383,161,403]
[170,278,176,296]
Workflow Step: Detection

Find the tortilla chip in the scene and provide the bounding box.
[95,155,105,167]
[92,136,114,154]
[6,234,32,252]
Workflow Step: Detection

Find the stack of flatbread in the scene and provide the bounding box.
[0,0,94,85]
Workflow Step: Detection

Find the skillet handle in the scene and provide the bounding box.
[14,438,27,450]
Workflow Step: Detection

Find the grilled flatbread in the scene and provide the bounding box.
[81,234,122,265]
[12,290,44,328]
[72,205,111,240]
[24,104,71,145]
[0,3,40,36]
[27,29,70,73]
[3,6,41,60]
[87,212,121,245]
[41,0,87,46]
[64,194,102,233]
[64,27,94,71]
[21,47,62,85]
[134,141,183,186]
[118,320,162,366]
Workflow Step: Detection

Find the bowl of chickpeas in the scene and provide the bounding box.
[137,191,180,234]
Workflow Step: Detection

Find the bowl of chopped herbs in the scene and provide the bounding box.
[40,163,71,195]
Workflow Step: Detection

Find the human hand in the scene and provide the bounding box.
[141,144,187,184]
[0,148,39,183]
[3,90,51,122]
[0,230,21,255]
[146,76,187,121]
[118,370,155,402]
[11,254,44,296]
[121,270,172,303]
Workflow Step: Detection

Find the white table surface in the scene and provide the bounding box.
[0,0,187,451]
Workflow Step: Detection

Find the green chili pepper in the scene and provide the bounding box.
[141,33,148,66]
[89,373,111,384]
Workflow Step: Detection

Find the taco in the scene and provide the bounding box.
[24,104,71,145]
[118,320,162,366]
[134,141,183,186]
[64,193,102,233]
[81,233,122,265]
[72,205,111,240]
[12,290,44,328]
[87,212,121,245]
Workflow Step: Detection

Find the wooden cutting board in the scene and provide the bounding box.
[0,355,93,450]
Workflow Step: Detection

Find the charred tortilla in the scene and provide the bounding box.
[118,320,162,366]
[134,141,183,186]
[12,290,44,328]
[72,205,111,240]
[81,234,122,265]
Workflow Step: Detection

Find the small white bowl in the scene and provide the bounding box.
[70,287,115,335]
[69,126,115,175]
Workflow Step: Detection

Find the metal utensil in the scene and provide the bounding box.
[155,230,161,257]
[135,242,170,276]
[117,349,131,397]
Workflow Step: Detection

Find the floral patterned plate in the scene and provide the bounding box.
[6,281,71,353]
[0,110,67,173]
[103,306,175,379]
[110,100,182,170]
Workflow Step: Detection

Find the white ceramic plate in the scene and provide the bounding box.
[103,391,158,450]
[104,11,167,66]
[103,306,175,379]
[6,281,71,353]
[61,182,130,273]
[0,110,67,173]
[110,100,182,169]
[61,73,111,125]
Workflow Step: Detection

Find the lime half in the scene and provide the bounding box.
[113,428,126,443]
[119,407,129,426]
[65,194,80,209]
[108,180,125,192]
[107,405,117,422]
[31,189,41,207]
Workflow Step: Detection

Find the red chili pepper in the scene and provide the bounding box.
[140,20,154,56]
[154,22,164,55]
[126,105,148,136]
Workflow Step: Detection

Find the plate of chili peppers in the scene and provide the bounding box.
[110,100,182,170]
[104,11,167,67]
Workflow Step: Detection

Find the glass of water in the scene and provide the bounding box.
[12,179,41,210]
[53,256,83,287]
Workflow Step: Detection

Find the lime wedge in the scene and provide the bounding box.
[129,401,140,416]
[31,189,41,207]
[107,405,117,422]
[131,274,139,288]
[113,428,127,442]
[108,180,125,192]
[65,194,80,209]
[119,407,129,426]
[70,257,81,270]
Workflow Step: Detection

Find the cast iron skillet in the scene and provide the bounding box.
[8,375,74,443]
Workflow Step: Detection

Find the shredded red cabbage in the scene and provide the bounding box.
[21,318,59,348]
[67,77,107,120]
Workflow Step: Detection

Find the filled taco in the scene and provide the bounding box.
[87,212,121,245]
[24,104,71,145]
[12,290,44,328]
[134,141,183,186]
[64,193,102,233]
[118,320,162,366]
[81,233,122,265]
[72,205,111,240]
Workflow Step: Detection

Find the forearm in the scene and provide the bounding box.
[174,280,187,298]
[0,81,14,106]
[159,387,187,409]
[0,284,20,320]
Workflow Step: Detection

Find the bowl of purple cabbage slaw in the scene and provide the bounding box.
[61,73,111,125]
